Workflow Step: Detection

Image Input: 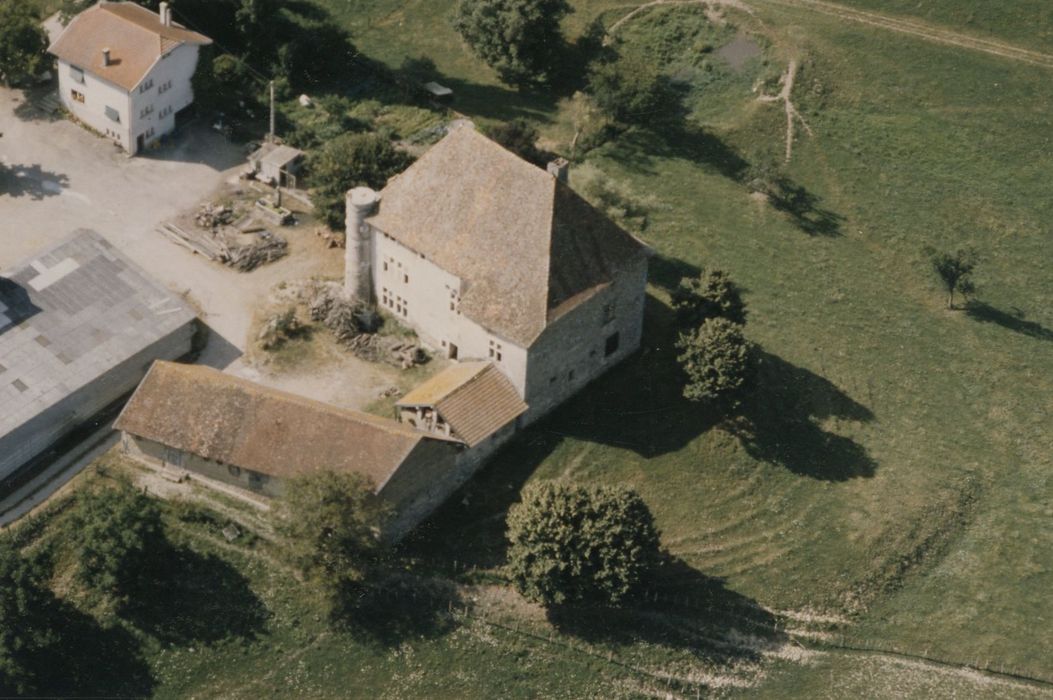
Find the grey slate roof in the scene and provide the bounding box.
[368,125,648,347]
[0,230,195,438]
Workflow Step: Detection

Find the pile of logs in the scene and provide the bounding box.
[156,221,287,273]
[195,203,237,229]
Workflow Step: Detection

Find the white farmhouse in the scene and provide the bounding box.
[346,124,650,429]
[48,1,211,155]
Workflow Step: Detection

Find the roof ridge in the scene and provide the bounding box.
[158,362,428,441]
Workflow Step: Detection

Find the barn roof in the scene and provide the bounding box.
[397,362,528,447]
[115,362,455,487]
[0,230,195,443]
[49,2,211,92]
[369,125,648,347]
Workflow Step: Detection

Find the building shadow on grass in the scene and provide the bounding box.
[20,596,155,698]
[729,350,876,481]
[0,163,69,200]
[333,573,463,648]
[966,301,1053,342]
[119,542,268,646]
[547,555,784,670]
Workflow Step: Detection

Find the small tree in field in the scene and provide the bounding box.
[309,133,413,230]
[0,0,48,86]
[0,539,55,695]
[672,269,747,329]
[67,482,164,600]
[506,482,661,608]
[271,470,388,588]
[676,317,755,408]
[926,246,979,309]
[453,0,572,87]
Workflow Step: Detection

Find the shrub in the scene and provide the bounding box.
[309,133,414,230]
[571,163,651,233]
[0,539,55,695]
[925,246,980,310]
[675,317,755,407]
[0,0,48,87]
[671,269,747,328]
[484,119,544,166]
[587,50,673,125]
[506,482,661,607]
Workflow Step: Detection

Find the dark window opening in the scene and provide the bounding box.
[605,332,620,357]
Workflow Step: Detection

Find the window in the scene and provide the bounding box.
[402,301,408,317]
[158,79,173,94]
[139,78,154,93]
[139,104,154,118]
[105,105,120,122]
[489,339,502,362]
[605,332,620,357]
[159,105,173,119]
[382,287,390,306]
[227,465,242,477]
[403,273,409,284]
[568,369,575,381]
[70,89,85,103]
[603,302,616,324]
[383,261,388,271]
[69,65,85,84]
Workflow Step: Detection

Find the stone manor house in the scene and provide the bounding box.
[116,125,649,540]
[49,1,211,155]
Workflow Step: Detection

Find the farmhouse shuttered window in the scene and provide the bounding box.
[105,105,120,122]
[70,66,85,84]
[70,89,85,103]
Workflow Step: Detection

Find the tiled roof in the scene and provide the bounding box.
[0,230,195,440]
[116,362,456,486]
[368,125,648,347]
[397,362,528,447]
[49,2,211,92]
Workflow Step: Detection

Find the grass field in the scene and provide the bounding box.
[12,0,1053,696]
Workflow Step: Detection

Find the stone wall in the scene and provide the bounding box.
[522,256,648,424]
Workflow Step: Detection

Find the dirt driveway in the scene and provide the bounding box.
[0,86,400,410]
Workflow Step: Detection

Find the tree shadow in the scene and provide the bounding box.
[332,572,462,648]
[729,350,877,481]
[758,175,845,237]
[119,542,268,646]
[12,86,63,123]
[0,278,41,335]
[546,555,784,676]
[965,301,1053,342]
[648,254,701,293]
[16,596,155,698]
[0,163,69,200]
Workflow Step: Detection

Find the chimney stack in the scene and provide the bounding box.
[102,48,111,66]
[344,187,381,302]
[547,158,569,184]
[159,1,171,26]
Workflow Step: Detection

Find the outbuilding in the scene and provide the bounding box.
[0,230,196,488]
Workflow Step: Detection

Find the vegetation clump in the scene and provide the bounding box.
[675,317,755,408]
[672,268,747,327]
[0,539,55,695]
[66,481,165,601]
[586,49,673,126]
[453,0,572,87]
[0,0,48,86]
[271,470,390,616]
[506,482,661,608]
[309,133,414,229]
[483,119,545,166]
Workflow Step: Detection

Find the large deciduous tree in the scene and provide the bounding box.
[506,482,661,608]
[586,50,671,125]
[309,133,413,230]
[0,0,48,87]
[676,317,755,408]
[453,0,572,87]
[271,470,388,587]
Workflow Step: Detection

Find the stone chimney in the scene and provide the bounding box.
[159,1,171,26]
[102,48,112,66]
[344,187,381,302]
[547,158,569,184]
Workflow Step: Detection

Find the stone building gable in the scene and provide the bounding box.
[368,125,648,347]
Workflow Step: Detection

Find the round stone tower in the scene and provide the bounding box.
[344,187,381,302]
